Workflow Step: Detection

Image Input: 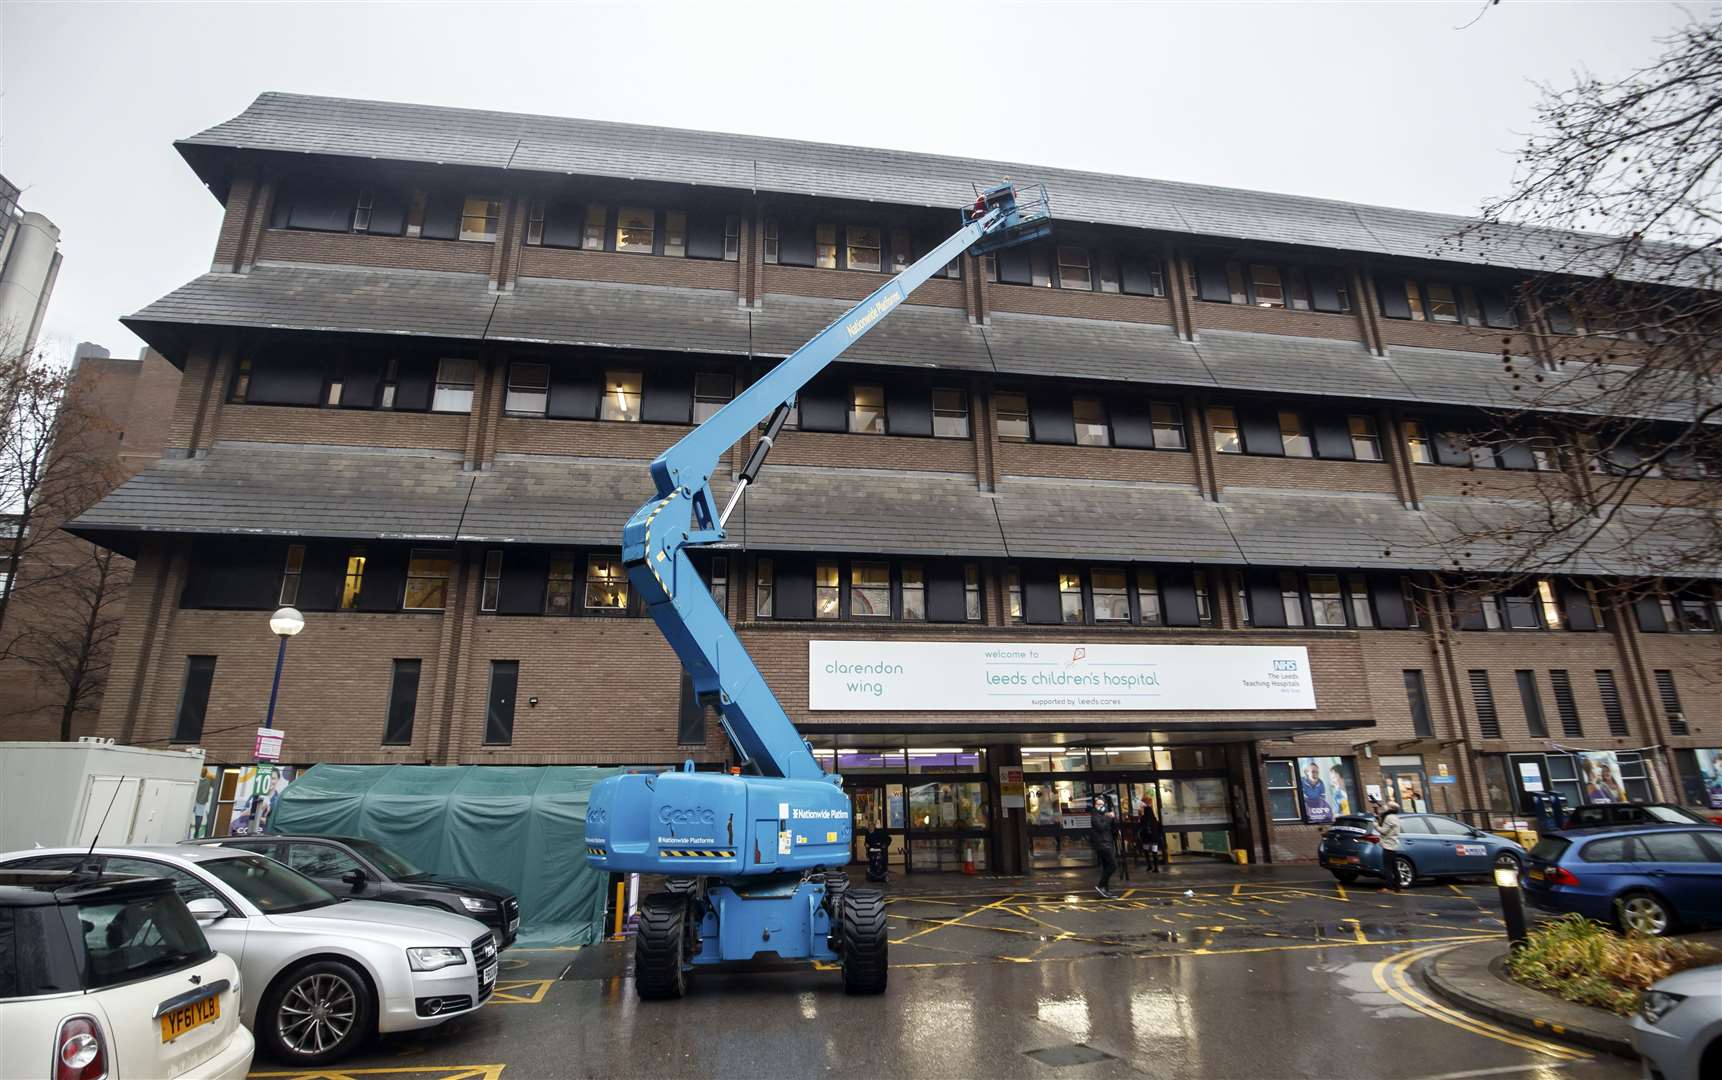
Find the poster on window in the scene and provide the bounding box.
[1295,757,1356,823]
[1578,751,1626,805]
[227,765,300,835]
[1696,749,1722,810]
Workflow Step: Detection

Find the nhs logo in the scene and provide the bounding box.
[1272,659,1299,672]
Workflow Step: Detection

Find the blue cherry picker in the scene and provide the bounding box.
[584,183,1051,998]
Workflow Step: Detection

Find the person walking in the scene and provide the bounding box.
[1377,801,1405,892]
[1136,797,1163,873]
[1092,794,1121,899]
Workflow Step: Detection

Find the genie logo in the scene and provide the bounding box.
[659,805,716,827]
[587,805,607,826]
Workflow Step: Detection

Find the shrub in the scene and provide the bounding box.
[1506,914,1722,1016]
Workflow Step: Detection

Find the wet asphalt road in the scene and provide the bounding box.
[253,867,1640,1080]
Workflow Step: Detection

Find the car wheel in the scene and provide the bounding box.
[1616,890,1674,937]
[1492,852,1522,878]
[1391,855,1416,889]
[259,959,373,1066]
[1331,870,1359,885]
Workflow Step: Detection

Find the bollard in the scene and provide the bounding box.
[1495,864,1528,950]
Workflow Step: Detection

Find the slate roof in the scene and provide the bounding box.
[125,263,1695,422]
[175,92,1695,283]
[71,445,1713,576]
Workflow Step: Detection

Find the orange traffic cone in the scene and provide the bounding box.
[962,844,976,875]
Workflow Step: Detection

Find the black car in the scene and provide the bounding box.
[186,834,520,948]
[1562,802,1722,830]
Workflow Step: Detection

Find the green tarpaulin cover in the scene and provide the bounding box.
[268,764,618,947]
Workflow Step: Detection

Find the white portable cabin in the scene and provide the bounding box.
[0,740,205,850]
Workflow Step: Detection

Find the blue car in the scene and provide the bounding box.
[1524,824,1722,936]
[1318,812,1526,888]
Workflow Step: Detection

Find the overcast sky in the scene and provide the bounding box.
[0,1,1696,360]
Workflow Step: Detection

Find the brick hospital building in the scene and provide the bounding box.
[74,93,1722,870]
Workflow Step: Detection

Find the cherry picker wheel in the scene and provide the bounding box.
[823,870,850,914]
[839,887,888,995]
[635,893,692,1000]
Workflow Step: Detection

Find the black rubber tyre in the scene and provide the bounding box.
[824,870,850,914]
[1492,852,1522,880]
[1331,870,1359,885]
[1615,889,1675,937]
[635,893,690,1000]
[665,876,699,895]
[257,958,373,1066]
[839,887,888,996]
[1390,855,1416,889]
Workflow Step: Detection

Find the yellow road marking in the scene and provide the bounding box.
[1335,881,1348,901]
[1450,884,1468,897]
[487,978,553,1005]
[1371,943,1589,1061]
[250,1067,506,1080]
[1232,883,1243,896]
[1342,918,1368,944]
[896,892,1019,942]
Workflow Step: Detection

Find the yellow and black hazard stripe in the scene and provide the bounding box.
[659,848,737,859]
[585,846,606,856]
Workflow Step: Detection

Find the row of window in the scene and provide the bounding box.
[271,180,1682,347]
[240,545,1722,644]
[1468,668,1690,739]
[228,352,1710,478]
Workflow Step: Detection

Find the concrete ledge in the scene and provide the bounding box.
[1422,939,1636,1059]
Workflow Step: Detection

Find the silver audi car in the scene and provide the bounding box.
[0,845,498,1067]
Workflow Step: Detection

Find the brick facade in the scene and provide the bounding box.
[79,101,1721,870]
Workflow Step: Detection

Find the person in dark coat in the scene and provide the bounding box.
[1091,794,1121,899]
[1136,798,1164,873]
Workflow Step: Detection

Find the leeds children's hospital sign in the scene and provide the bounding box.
[808,641,1315,712]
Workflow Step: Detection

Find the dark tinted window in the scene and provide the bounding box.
[0,908,13,996]
[5,854,88,872]
[172,656,217,742]
[76,891,211,989]
[345,838,422,879]
[286,844,363,878]
[201,855,335,914]
[1330,816,1377,832]
[1397,816,1433,835]
[102,858,221,905]
[1568,807,1611,828]
[1638,831,1713,863]
[1425,817,1474,837]
[1581,836,1633,862]
[1529,837,1570,862]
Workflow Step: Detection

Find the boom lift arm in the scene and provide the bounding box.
[621,184,1050,781]
[586,183,1049,1000]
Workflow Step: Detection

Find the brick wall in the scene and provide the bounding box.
[258,229,493,274]
[995,441,1198,486]
[519,247,739,292]
[1212,453,1400,496]
[987,284,1173,325]
[1191,301,1364,344]
[221,404,470,452]
[762,267,964,309]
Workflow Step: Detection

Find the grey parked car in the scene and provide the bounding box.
[1631,964,1722,1080]
[0,845,498,1067]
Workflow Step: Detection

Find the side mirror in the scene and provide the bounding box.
[187,898,226,924]
[341,869,367,889]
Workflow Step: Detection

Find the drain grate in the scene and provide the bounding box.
[1023,1044,1116,1068]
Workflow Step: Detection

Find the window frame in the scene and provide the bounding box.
[431,358,477,414]
[458,196,502,243]
[931,387,970,439]
[504,361,550,417]
[615,206,656,254]
[402,548,454,611]
[600,370,644,423]
[583,554,630,613]
[994,391,1031,442]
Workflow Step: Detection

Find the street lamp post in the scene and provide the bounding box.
[263,606,305,732]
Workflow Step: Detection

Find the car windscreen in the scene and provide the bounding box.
[75,890,212,989]
[1529,837,1571,863]
[343,837,424,879]
[202,855,337,913]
